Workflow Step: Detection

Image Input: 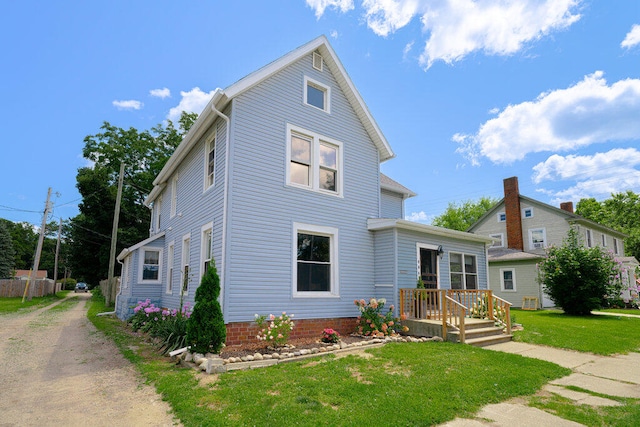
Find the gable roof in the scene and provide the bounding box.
[116,232,165,262]
[381,173,416,198]
[14,269,48,279]
[467,194,627,238]
[145,35,394,205]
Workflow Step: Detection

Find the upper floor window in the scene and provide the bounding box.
[153,196,162,232]
[304,77,330,113]
[287,124,342,196]
[170,177,178,218]
[181,234,191,294]
[205,135,216,189]
[586,229,593,247]
[490,233,504,248]
[450,253,477,290]
[500,268,516,292]
[529,228,546,250]
[497,212,506,222]
[522,207,533,218]
[293,223,339,298]
[139,247,162,283]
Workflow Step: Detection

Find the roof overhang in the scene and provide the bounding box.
[368,218,495,244]
[116,231,165,262]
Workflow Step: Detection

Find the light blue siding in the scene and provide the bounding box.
[381,189,403,218]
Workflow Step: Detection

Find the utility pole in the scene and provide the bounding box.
[53,218,62,292]
[25,187,52,301]
[106,162,125,307]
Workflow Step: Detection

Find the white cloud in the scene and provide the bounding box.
[362,0,419,37]
[330,29,339,39]
[454,71,640,165]
[406,210,431,223]
[306,0,354,18]
[167,87,215,122]
[150,87,171,99]
[112,99,143,110]
[621,24,640,49]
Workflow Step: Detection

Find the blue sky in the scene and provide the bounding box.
[1,0,638,227]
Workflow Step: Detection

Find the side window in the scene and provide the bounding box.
[139,248,162,283]
[529,228,546,250]
[497,212,506,222]
[522,207,533,218]
[304,76,330,113]
[449,253,477,290]
[167,242,174,294]
[181,235,191,294]
[293,223,338,297]
[586,229,593,247]
[489,233,504,248]
[171,177,178,218]
[205,135,216,189]
[201,223,213,275]
[500,269,516,292]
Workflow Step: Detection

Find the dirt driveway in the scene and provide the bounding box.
[0,293,179,426]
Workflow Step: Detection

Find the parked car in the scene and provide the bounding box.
[74,282,88,293]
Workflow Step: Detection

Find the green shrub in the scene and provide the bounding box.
[538,227,624,315]
[186,263,226,354]
[354,298,408,336]
[58,278,77,290]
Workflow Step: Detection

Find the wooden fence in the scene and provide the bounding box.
[0,279,59,298]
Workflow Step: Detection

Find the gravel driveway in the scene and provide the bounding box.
[0,293,179,426]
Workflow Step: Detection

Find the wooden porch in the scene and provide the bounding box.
[399,289,513,346]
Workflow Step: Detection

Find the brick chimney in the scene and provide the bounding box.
[560,201,574,213]
[503,177,524,251]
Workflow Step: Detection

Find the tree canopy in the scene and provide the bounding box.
[0,221,16,278]
[576,191,640,261]
[431,197,498,231]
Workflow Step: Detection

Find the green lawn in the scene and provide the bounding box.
[88,298,569,426]
[595,308,640,316]
[512,309,640,355]
[0,291,69,314]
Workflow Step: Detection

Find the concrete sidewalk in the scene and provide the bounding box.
[442,342,640,426]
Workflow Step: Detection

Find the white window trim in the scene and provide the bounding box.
[613,238,619,255]
[522,207,533,219]
[497,212,506,222]
[303,76,331,113]
[500,268,517,292]
[416,243,441,288]
[181,233,191,296]
[166,241,174,295]
[528,228,547,250]
[170,176,178,218]
[286,124,343,197]
[449,252,478,290]
[292,223,339,298]
[200,222,214,276]
[138,246,163,284]
[153,196,162,232]
[489,233,504,248]
[601,234,607,247]
[586,229,593,248]
[203,132,216,192]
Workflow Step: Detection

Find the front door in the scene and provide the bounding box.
[419,248,438,289]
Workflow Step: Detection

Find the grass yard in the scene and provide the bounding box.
[595,308,640,316]
[88,298,569,426]
[0,291,69,314]
[512,309,640,355]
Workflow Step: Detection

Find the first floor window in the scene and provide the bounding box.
[294,224,338,296]
[614,238,619,254]
[182,235,190,294]
[501,269,516,291]
[449,253,477,290]
[140,248,161,282]
[201,223,213,274]
[167,242,174,294]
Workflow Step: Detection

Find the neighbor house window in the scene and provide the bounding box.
[170,177,178,218]
[166,241,174,294]
[139,248,162,283]
[181,234,190,294]
[601,234,607,247]
[614,238,619,254]
[201,222,213,275]
[529,228,546,250]
[523,207,533,218]
[490,233,504,248]
[586,229,593,247]
[287,124,342,196]
[449,253,477,290]
[498,212,506,222]
[500,269,516,292]
[293,223,338,297]
[205,135,216,189]
[304,76,330,113]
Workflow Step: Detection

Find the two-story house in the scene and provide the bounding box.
[115,36,494,345]
[468,176,638,308]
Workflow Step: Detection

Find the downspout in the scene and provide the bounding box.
[211,99,230,312]
[98,253,127,317]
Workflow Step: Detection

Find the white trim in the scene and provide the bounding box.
[500,268,517,292]
[286,123,343,197]
[528,227,547,250]
[416,243,440,289]
[303,76,331,113]
[170,176,178,218]
[153,196,162,232]
[181,233,191,296]
[489,233,504,248]
[449,251,478,290]
[166,241,175,295]
[367,218,495,244]
[138,246,163,284]
[292,222,339,298]
[374,283,394,288]
[203,129,217,192]
[121,257,129,289]
[312,51,323,71]
[497,212,506,222]
[117,231,165,261]
[200,221,214,276]
[522,207,534,219]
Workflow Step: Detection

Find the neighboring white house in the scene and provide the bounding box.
[115,35,493,344]
[468,176,637,308]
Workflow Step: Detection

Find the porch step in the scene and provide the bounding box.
[465,333,514,347]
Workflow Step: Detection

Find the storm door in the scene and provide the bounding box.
[419,248,438,289]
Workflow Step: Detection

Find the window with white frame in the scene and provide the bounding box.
[170,177,178,218]
[139,247,162,283]
[201,222,213,275]
[500,268,516,291]
[304,76,330,113]
[287,124,342,196]
[529,228,546,250]
[497,212,506,222]
[153,196,162,232]
[205,135,216,189]
[490,233,504,248]
[614,238,619,254]
[293,223,338,297]
[449,252,477,290]
[166,241,174,294]
[586,229,593,247]
[601,234,607,247]
[181,234,190,294]
[522,207,533,218]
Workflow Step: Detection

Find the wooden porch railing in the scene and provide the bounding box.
[399,288,512,343]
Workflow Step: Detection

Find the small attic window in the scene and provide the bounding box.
[313,52,323,71]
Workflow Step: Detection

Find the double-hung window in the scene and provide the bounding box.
[287,124,342,196]
[181,234,190,294]
[167,241,174,294]
[293,223,338,297]
[153,196,162,232]
[529,228,546,250]
[490,233,504,248]
[449,253,477,290]
[201,222,213,275]
[500,268,516,292]
[171,177,178,218]
[139,247,162,283]
[205,135,216,189]
[586,229,593,247]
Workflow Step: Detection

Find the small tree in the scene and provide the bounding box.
[186,263,226,354]
[538,227,624,315]
[0,221,16,279]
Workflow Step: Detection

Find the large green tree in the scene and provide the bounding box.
[68,112,197,286]
[576,191,640,261]
[432,197,498,231]
[0,221,16,278]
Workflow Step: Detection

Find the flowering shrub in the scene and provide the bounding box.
[470,295,508,327]
[321,328,340,343]
[255,312,294,347]
[354,298,408,337]
[128,299,192,354]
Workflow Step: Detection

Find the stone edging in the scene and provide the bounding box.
[175,335,443,374]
